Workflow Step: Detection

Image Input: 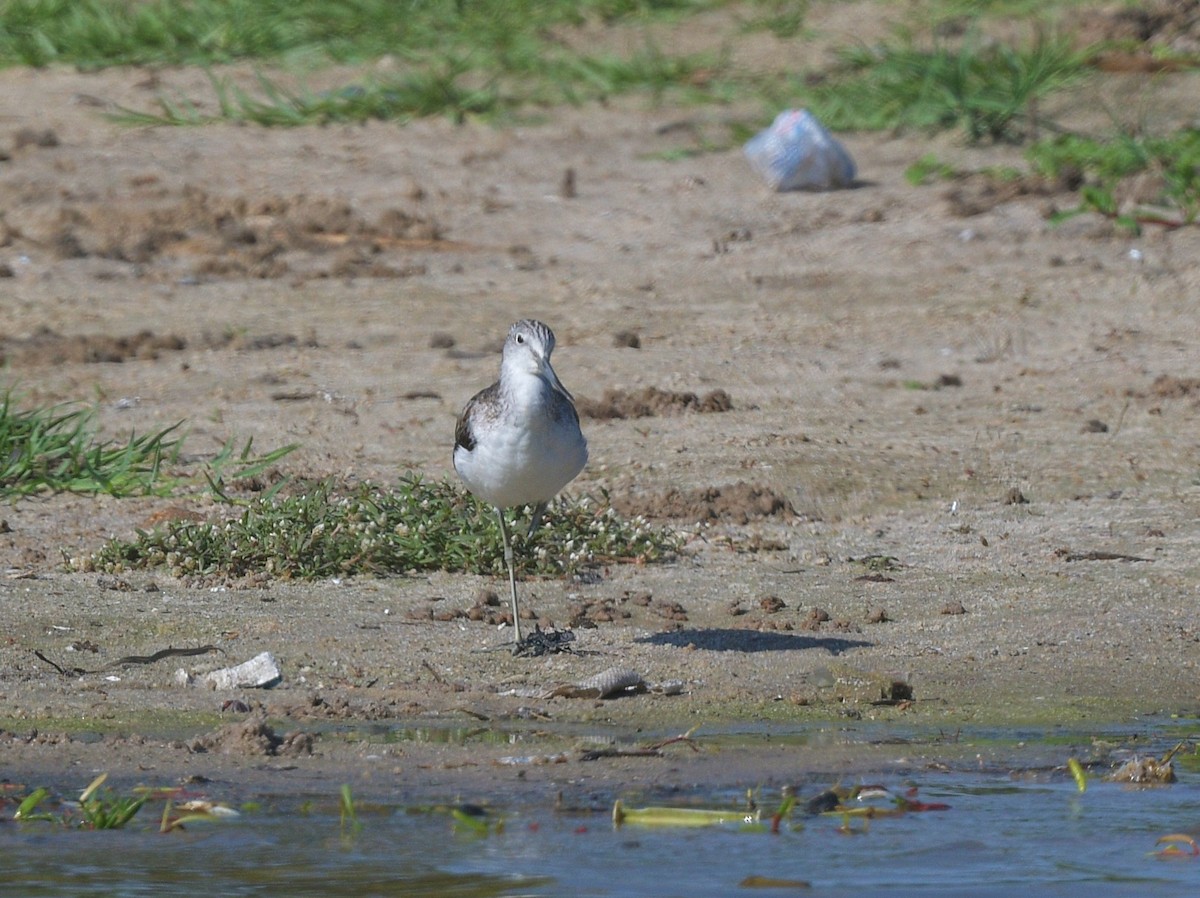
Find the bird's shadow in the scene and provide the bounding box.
[637,628,870,655]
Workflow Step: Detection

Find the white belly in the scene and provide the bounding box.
[454,417,587,510]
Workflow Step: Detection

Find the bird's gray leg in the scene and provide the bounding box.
[526,501,548,539]
[496,507,522,644]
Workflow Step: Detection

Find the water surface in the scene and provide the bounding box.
[4,724,1197,897]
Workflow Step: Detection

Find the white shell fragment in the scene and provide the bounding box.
[542,667,686,700]
[744,109,856,192]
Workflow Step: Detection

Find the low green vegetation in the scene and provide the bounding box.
[1028,128,1200,232]
[0,0,1086,137]
[4,2,1198,225]
[80,477,684,580]
[740,0,811,39]
[0,0,710,68]
[3,392,676,584]
[802,31,1085,143]
[906,126,1200,235]
[1,0,726,124]
[113,46,721,127]
[904,153,961,186]
[120,66,504,128]
[339,784,361,838]
[13,773,238,832]
[15,774,146,829]
[0,392,295,499]
[0,393,181,497]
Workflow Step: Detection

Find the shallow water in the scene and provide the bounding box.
[4,726,1198,897]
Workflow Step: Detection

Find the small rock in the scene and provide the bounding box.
[561,167,577,199]
[13,127,59,150]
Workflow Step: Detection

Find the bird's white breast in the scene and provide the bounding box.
[454,371,587,509]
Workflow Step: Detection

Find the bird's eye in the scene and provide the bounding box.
[515,334,525,344]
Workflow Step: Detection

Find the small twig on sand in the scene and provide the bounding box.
[33,644,223,676]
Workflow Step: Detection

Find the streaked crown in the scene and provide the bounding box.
[507,319,555,356]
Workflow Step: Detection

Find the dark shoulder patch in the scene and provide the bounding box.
[454,404,476,453]
[454,381,500,454]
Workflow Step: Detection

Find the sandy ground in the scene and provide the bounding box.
[2,12,1200,802]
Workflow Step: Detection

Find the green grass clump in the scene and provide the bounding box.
[0,0,717,68]
[14,773,238,832]
[0,393,181,498]
[0,0,458,68]
[803,31,1084,143]
[81,477,683,581]
[116,67,503,128]
[904,153,961,185]
[15,774,146,830]
[116,44,722,127]
[0,392,296,499]
[740,0,810,39]
[2,0,728,125]
[1028,128,1200,232]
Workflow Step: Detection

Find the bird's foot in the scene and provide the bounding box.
[512,625,577,658]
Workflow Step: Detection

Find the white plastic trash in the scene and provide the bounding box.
[201,651,282,690]
[744,109,856,192]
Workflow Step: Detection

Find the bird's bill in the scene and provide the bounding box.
[539,357,576,405]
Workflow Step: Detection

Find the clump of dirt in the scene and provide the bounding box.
[613,481,795,524]
[413,590,546,628]
[577,386,732,419]
[0,729,74,746]
[1149,373,1200,399]
[759,595,786,613]
[568,596,630,627]
[0,326,316,368]
[189,717,314,757]
[652,599,688,622]
[5,184,443,281]
[11,127,60,152]
[268,693,406,721]
[0,327,186,366]
[798,607,860,634]
[943,171,1079,218]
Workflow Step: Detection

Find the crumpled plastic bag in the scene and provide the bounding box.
[743,109,856,191]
